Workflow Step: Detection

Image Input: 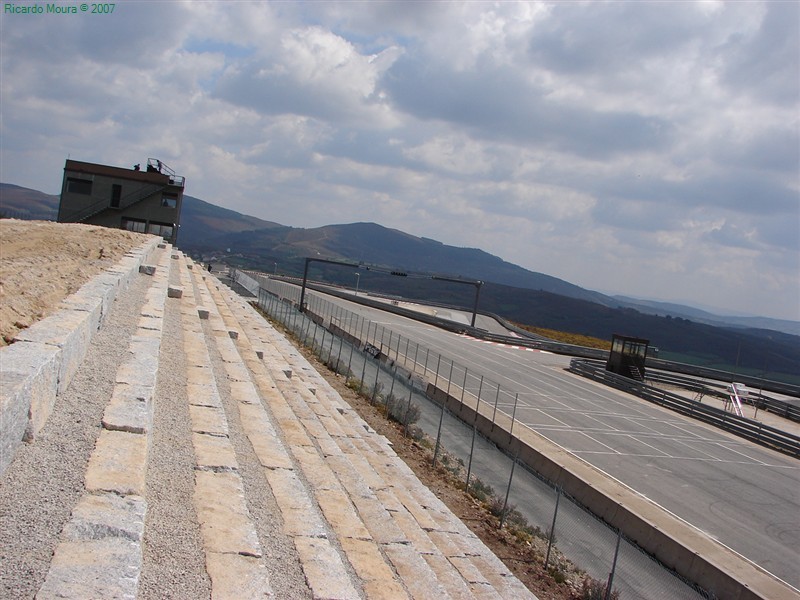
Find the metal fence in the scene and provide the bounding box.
[239,270,713,600]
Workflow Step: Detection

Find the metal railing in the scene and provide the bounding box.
[568,359,800,458]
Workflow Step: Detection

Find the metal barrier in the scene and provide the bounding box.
[567,359,800,458]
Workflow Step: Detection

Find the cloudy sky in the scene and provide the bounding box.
[1,1,798,321]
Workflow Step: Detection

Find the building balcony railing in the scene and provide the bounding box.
[146,158,185,187]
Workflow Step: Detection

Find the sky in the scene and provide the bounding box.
[1,1,798,321]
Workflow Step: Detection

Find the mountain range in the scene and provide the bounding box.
[2,182,798,381]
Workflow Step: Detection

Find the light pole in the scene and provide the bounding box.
[354,272,360,296]
[273,262,277,275]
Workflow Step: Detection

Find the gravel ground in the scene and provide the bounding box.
[0,268,151,599]
[138,263,211,598]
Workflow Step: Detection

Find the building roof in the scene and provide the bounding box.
[64,159,181,187]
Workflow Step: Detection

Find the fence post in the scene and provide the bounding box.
[347,333,356,380]
[605,528,622,600]
[465,375,484,492]
[433,355,442,390]
[335,335,344,373]
[509,393,519,441]
[371,357,380,404]
[491,383,501,430]
[389,361,397,401]
[432,359,455,467]
[360,347,368,386]
[404,382,414,437]
[544,487,561,569]
[499,452,518,529]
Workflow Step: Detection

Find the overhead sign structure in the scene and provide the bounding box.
[298,257,483,327]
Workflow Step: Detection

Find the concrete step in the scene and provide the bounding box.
[203,273,536,599]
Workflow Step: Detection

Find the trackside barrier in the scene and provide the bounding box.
[644,371,800,423]
[230,269,799,600]
[567,359,800,458]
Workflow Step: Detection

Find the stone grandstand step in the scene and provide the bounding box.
[36,244,173,599]
[174,255,274,598]
[184,260,363,599]
[204,273,537,599]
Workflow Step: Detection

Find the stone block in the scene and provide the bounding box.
[0,342,61,465]
[138,264,156,276]
[294,536,360,600]
[102,384,152,435]
[171,253,179,259]
[192,432,238,470]
[14,308,94,396]
[206,552,273,599]
[58,294,103,334]
[167,286,183,299]
[228,330,239,340]
[197,307,210,320]
[63,491,146,543]
[84,430,148,496]
[0,370,32,475]
[37,538,142,600]
[255,350,264,360]
[157,243,166,249]
[194,470,262,557]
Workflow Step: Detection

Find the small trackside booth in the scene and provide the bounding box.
[606,334,650,381]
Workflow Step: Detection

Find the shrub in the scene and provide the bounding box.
[579,575,619,600]
[549,566,568,585]
[346,378,364,394]
[468,477,495,503]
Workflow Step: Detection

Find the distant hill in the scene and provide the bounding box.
[0,183,59,220]
[178,195,282,245]
[3,181,798,380]
[614,296,800,337]
[198,221,613,306]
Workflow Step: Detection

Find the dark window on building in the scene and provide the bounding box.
[67,178,93,195]
[121,217,147,234]
[110,184,122,208]
[161,193,178,209]
[147,221,174,239]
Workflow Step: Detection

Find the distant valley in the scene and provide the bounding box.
[2,182,798,381]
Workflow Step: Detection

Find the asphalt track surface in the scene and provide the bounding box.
[311,291,800,591]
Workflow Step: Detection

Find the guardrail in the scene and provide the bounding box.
[645,371,800,424]
[568,359,800,458]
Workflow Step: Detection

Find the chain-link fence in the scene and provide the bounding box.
[242,271,713,600]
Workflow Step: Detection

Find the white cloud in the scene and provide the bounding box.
[0,1,797,320]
